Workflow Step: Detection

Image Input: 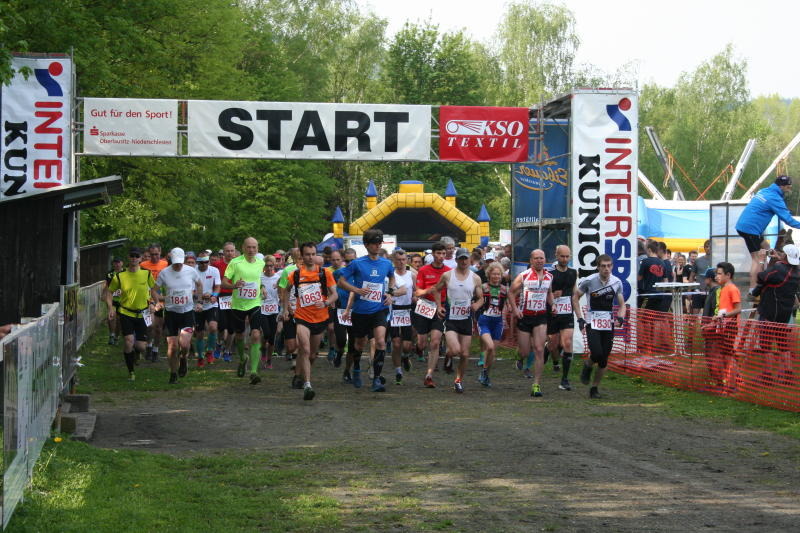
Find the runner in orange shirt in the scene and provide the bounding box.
[140,243,169,362]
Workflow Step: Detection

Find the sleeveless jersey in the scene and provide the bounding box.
[520,268,552,316]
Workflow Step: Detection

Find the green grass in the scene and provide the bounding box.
[7,439,346,533]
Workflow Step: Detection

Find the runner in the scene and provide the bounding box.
[336,229,396,392]
[277,247,301,384]
[413,242,451,388]
[572,254,626,399]
[432,248,484,393]
[140,243,169,362]
[259,255,282,371]
[546,245,577,391]
[508,249,554,398]
[282,242,337,400]
[194,251,221,368]
[221,237,266,385]
[105,247,155,381]
[476,262,507,388]
[389,248,415,385]
[104,257,124,345]
[327,250,353,378]
[211,242,237,362]
[441,236,458,269]
[152,248,203,384]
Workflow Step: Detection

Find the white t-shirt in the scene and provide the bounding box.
[443,257,458,269]
[260,272,281,315]
[156,265,200,313]
[393,270,414,306]
[197,265,221,310]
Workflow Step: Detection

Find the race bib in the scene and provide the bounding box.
[112,289,121,297]
[298,283,324,307]
[483,304,502,318]
[449,300,471,320]
[218,296,232,310]
[261,300,279,315]
[167,288,191,307]
[336,308,352,326]
[554,296,572,315]
[590,311,613,331]
[360,281,384,303]
[391,309,411,327]
[142,308,153,327]
[237,281,259,300]
[524,287,547,312]
[415,298,437,319]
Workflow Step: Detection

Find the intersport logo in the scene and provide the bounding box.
[439,106,528,162]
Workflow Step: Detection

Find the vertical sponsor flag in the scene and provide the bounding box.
[439,106,528,162]
[570,91,638,304]
[1,56,73,201]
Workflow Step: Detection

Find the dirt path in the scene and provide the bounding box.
[90,356,800,532]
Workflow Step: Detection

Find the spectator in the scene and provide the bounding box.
[713,262,742,392]
[735,175,800,289]
[695,240,711,276]
[700,268,722,385]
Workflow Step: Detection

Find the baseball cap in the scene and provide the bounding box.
[197,255,210,262]
[775,175,792,186]
[485,252,496,261]
[424,254,434,265]
[128,246,143,257]
[783,244,800,265]
[455,247,470,260]
[186,251,196,259]
[170,247,185,264]
[273,252,283,258]
[704,268,716,279]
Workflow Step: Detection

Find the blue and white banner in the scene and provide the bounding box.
[0,56,73,201]
[570,91,638,304]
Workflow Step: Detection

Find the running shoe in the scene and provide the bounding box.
[454,379,464,393]
[197,357,205,369]
[169,372,178,384]
[352,370,362,388]
[265,359,273,370]
[327,348,335,364]
[303,385,315,401]
[589,386,601,399]
[444,356,454,374]
[402,356,411,372]
[222,352,232,363]
[237,358,247,377]
[379,375,386,385]
[482,374,492,388]
[515,359,523,371]
[342,371,352,384]
[291,375,303,389]
[395,372,403,385]
[523,368,533,379]
[333,350,343,368]
[424,376,436,388]
[580,364,592,385]
[558,379,571,391]
[249,373,261,385]
[128,371,135,382]
[213,346,221,359]
[531,383,543,397]
[205,352,214,365]
[477,371,485,385]
[178,357,188,377]
[371,377,386,392]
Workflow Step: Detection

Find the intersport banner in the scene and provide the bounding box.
[439,106,528,162]
[570,91,638,304]
[1,56,73,201]
[188,100,431,160]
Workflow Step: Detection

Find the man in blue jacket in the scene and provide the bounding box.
[735,175,800,288]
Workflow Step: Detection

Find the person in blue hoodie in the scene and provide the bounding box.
[735,175,800,288]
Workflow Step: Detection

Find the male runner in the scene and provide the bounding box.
[104,257,124,345]
[389,248,415,384]
[336,229,396,392]
[573,254,626,399]
[212,242,237,361]
[106,247,155,381]
[152,248,203,384]
[194,251,221,367]
[546,245,577,391]
[278,247,301,383]
[140,243,169,361]
[413,242,451,388]
[327,250,353,377]
[282,242,337,400]
[509,249,554,397]
[441,236,458,269]
[432,248,484,393]
[222,237,265,385]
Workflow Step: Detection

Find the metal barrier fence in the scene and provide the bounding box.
[1,282,106,529]
[499,307,800,413]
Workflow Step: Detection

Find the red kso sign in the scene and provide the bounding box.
[438,106,529,162]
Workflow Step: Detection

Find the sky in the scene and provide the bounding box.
[358,0,798,99]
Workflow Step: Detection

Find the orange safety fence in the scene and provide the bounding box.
[498,307,800,413]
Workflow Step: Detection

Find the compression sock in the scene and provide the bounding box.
[207,332,217,353]
[562,352,573,380]
[195,338,205,358]
[373,349,386,378]
[236,338,245,360]
[250,342,261,374]
[352,349,362,371]
[525,351,535,370]
[123,351,136,373]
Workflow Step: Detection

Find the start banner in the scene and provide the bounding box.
[570,91,638,304]
[188,100,431,160]
[83,98,178,156]
[0,56,73,201]
[438,106,528,162]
